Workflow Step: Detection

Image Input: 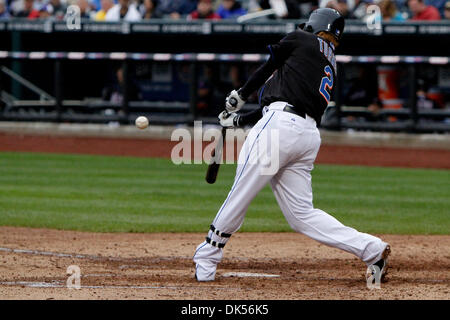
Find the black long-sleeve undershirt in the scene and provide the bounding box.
[239,57,279,100]
[235,58,279,127]
[234,107,264,127]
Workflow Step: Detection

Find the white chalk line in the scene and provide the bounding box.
[0,247,280,266]
[0,247,109,260]
[0,246,190,263]
[0,246,238,290]
[222,272,280,278]
[1,281,63,288]
[1,246,284,288]
[0,281,239,290]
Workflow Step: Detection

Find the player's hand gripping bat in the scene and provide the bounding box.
[205,111,230,184]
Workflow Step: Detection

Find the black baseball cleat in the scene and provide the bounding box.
[366,244,391,282]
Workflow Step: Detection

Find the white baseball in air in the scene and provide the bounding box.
[135,116,149,129]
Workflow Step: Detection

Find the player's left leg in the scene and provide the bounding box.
[270,167,388,266]
[269,120,389,268]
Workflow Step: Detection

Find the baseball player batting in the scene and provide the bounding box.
[193,8,391,283]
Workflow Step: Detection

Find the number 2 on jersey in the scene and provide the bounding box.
[319,65,333,103]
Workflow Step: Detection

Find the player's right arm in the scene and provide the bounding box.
[239,31,298,100]
[225,31,299,126]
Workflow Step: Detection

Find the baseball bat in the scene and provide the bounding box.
[205,126,227,184]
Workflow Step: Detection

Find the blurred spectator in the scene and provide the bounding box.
[258,0,302,19]
[9,0,21,16]
[416,78,447,112]
[38,4,52,18]
[379,0,406,20]
[297,1,320,18]
[321,0,356,10]
[196,65,214,116]
[188,0,220,19]
[155,0,197,19]
[217,0,247,19]
[14,0,40,18]
[350,0,372,19]
[427,0,447,16]
[94,0,114,20]
[102,66,141,105]
[408,0,441,20]
[246,0,261,12]
[0,0,10,18]
[105,0,142,21]
[324,0,350,18]
[343,66,382,122]
[445,0,450,18]
[77,0,92,18]
[229,64,245,89]
[45,0,67,20]
[416,79,439,109]
[91,0,101,11]
[140,0,161,19]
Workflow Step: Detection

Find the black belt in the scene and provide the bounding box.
[283,104,306,119]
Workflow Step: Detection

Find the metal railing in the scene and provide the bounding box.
[1,19,450,36]
[0,50,449,132]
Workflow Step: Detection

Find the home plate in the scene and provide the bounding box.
[222,272,280,278]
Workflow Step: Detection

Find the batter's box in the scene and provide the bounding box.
[222,272,280,278]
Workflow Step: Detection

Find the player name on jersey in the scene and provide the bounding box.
[317,38,337,73]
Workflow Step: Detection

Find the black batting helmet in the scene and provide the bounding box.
[299,8,345,42]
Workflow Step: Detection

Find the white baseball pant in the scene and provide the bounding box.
[194,101,388,281]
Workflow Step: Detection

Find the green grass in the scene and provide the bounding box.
[0,152,448,234]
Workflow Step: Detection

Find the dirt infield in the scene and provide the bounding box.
[0,131,449,300]
[0,227,449,300]
[1,132,450,168]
